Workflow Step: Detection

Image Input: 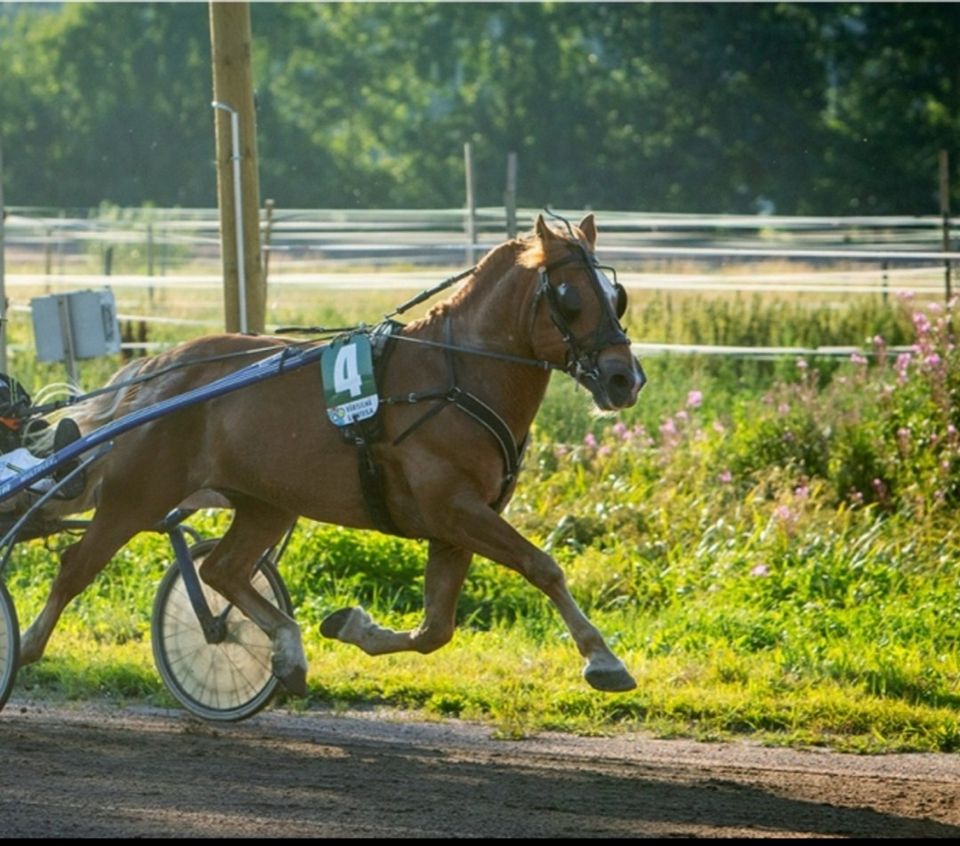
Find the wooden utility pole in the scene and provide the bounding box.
[210,2,265,334]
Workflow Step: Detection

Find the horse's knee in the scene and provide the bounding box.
[525,552,566,595]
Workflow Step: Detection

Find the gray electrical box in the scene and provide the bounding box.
[31,288,121,363]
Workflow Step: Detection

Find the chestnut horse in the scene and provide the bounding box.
[18,214,645,694]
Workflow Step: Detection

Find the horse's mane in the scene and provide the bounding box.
[410,221,585,329]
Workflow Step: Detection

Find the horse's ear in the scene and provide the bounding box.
[578,214,597,248]
[534,213,555,244]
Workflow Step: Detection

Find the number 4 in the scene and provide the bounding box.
[333,342,363,398]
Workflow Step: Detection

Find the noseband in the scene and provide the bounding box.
[531,243,631,383]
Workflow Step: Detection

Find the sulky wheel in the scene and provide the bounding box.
[151,538,293,722]
[0,580,19,713]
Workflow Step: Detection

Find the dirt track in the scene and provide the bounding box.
[1,695,958,838]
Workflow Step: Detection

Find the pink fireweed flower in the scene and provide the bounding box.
[583,432,597,448]
[895,353,912,384]
[687,389,703,409]
[774,504,793,522]
[913,311,931,335]
[925,353,942,368]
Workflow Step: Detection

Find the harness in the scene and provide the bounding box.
[332,238,636,538]
[338,317,528,537]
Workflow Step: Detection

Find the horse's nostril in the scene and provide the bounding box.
[607,372,631,405]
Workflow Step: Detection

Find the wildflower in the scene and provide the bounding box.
[686,389,703,409]
[712,420,726,435]
[612,421,629,440]
[796,358,808,371]
[750,563,769,577]
[718,469,733,484]
[794,485,809,500]
[597,445,612,458]
[583,432,597,448]
[895,352,912,384]
[774,504,793,522]
[850,351,868,365]
[925,353,942,368]
[778,402,790,415]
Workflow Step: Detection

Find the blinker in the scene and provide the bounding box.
[556,283,581,321]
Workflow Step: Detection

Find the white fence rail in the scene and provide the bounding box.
[3,206,956,360]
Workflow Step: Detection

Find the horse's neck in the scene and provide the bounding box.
[405,245,550,438]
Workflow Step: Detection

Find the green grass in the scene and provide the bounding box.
[3,284,960,752]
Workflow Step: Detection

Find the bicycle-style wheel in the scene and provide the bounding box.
[0,581,20,713]
[151,538,293,722]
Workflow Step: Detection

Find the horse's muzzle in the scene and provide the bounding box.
[583,353,646,410]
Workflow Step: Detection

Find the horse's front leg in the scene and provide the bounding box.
[320,540,471,655]
[433,496,635,692]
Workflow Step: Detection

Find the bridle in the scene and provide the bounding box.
[531,241,631,386]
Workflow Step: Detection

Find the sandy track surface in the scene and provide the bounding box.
[1,696,958,838]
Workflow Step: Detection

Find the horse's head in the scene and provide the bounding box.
[522,213,646,410]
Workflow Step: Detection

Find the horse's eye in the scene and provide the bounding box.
[556,283,581,320]
[615,283,627,319]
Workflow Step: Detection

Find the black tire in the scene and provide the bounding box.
[0,580,19,713]
[151,538,293,722]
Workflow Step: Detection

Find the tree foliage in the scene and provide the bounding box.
[1,2,958,213]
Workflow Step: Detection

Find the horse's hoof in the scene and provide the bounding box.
[584,664,637,693]
[320,607,356,639]
[275,664,308,697]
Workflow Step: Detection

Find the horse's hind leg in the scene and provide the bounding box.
[320,540,471,655]
[19,504,149,665]
[194,500,304,694]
